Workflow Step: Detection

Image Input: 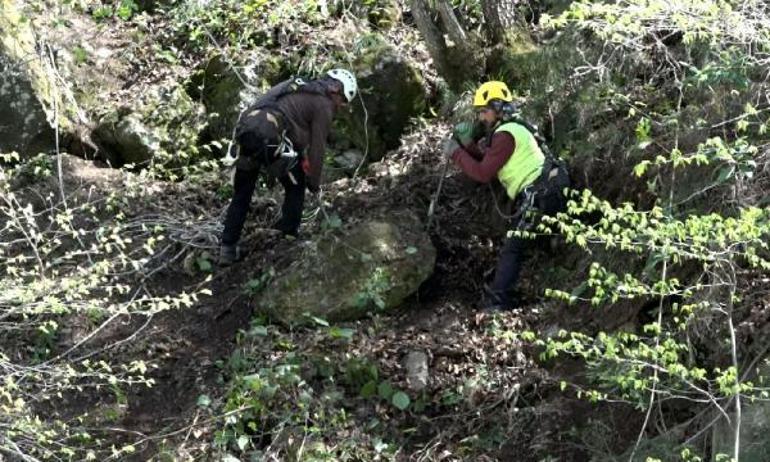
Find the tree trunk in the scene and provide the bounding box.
[482,0,519,43]
[410,0,450,77]
[409,0,482,91]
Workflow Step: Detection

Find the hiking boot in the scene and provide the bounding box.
[271,218,300,238]
[482,302,517,314]
[219,244,240,266]
[481,284,517,312]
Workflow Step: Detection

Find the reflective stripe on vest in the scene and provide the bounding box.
[495,122,545,199]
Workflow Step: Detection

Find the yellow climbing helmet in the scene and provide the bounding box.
[473,81,513,107]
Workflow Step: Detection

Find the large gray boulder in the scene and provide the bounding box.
[92,111,161,166]
[0,53,54,155]
[0,1,56,155]
[258,211,435,324]
[187,42,425,163]
[92,85,206,168]
[343,38,426,161]
[187,53,282,147]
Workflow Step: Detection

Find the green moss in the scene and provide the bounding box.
[336,36,425,160]
[366,0,402,30]
[0,2,71,155]
[258,215,435,325]
[93,84,206,171]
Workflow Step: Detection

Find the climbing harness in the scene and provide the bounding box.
[264,132,301,184]
[489,115,570,228]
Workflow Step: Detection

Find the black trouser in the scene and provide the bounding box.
[221,132,305,246]
[486,182,566,307]
[486,233,528,307]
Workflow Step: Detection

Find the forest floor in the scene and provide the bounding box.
[19,124,643,461]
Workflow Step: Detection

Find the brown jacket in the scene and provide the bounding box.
[451,132,515,183]
[274,91,336,190]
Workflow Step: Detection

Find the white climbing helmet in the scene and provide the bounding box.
[327,68,358,102]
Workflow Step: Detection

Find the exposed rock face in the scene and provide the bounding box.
[345,39,426,161]
[92,111,161,166]
[187,42,425,164]
[404,350,429,391]
[0,53,54,155]
[187,53,281,148]
[258,211,436,325]
[92,86,206,168]
[0,0,56,156]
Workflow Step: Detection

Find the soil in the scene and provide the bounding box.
[31,125,640,460]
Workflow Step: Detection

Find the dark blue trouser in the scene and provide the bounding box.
[221,162,305,246]
[486,183,566,308]
[486,233,528,307]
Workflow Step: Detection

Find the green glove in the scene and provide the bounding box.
[442,136,460,157]
[453,121,475,146]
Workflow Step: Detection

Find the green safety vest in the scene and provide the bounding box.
[495,122,545,199]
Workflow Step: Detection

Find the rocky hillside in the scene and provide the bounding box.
[2,0,770,461]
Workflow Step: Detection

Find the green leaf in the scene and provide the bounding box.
[92,5,113,20]
[196,394,211,408]
[360,380,377,398]
[328,326,354,340]
[633,160,651,177]
[236,435,249,451]
[308,315,329,327]
[243,278,264,293]
[392,391,410,410]
[196,257,212,272]
[714,165,734,184]
[249,325,268,337]
[116,0,138,20]
[378,381,394,399]
[635,117,651,142]
[72,46,88,65]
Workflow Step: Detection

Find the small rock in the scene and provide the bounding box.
[334,149,364,172]
[404,350,429,391]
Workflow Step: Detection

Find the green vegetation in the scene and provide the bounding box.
[1,0,769,460]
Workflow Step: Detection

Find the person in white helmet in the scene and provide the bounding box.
[220,68,358,265]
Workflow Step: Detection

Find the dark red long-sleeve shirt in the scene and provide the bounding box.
[275,91,336,190]
[451,132,516,182]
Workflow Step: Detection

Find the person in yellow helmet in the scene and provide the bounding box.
[445,80,569,311]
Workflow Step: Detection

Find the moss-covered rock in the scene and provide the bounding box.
[0,52,53,155]
[92,85,206,169]
[189,43,424,163]
[92,110,160,166]
[486,30,541,91]
[0,0,76,156]
[366,0,402,30]
[257,211,435,325]
[188,53,286,147]
[340,37,426,161]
